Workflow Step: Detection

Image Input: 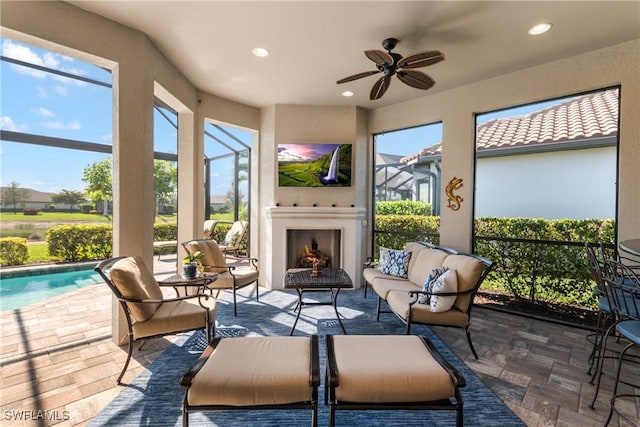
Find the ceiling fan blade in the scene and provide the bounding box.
[336,70,380,84]
[370,75,392,100]
[397,70,435,90]
[365,49,394,66]
[398,50,445,69]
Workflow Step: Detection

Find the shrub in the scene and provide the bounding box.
[47,224,112,262]
[0,237,29,266]
[376,200,432,216]
[22,208,39,216]
[80,204,93,214]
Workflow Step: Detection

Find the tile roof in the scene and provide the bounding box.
[401,88,619,163]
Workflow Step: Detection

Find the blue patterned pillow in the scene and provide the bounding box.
[418,267,448,304]
[429,269,458,312]
[377,247,412,278]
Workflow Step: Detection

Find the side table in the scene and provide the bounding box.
[158,273,219,296]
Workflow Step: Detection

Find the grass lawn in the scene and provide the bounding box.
[28,243,59,263]
[0,211,110,222]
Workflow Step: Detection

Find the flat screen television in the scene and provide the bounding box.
[277,143,352,187]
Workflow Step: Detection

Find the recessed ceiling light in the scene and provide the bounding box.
[252,47,269,57]
[528,22,552,35]
[342,90,354,97]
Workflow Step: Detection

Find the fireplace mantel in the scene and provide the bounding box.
[263,206,366,289]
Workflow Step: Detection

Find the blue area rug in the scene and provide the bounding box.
[90,288,524,426]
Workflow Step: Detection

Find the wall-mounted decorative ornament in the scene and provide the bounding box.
[445,177,464,211]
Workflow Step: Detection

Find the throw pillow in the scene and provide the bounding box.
[377,247,412,278]
[417,266,448,304]
[429,269,458,313]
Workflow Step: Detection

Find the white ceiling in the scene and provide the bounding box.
[67,1,640,109]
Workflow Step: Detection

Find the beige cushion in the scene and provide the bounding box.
[386,290,469,327]
[363,267,393,286]
[207,268,259,290]
[109,256,164,322]
[371,276,416,300]
[132,296,216,339]
[187,336,313,406]
[442,254,485,311]
[331,335,455,403]
[186,240,227,273]
[407,248,450,286]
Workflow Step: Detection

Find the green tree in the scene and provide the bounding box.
[82,158,112,216]
[1,181,31,213]
[51,189,86,210]
[154,159,177,214]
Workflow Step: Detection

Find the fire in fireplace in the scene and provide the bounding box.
[286,229,341,270]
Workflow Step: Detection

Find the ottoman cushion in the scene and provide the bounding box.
[330,335,455,403]
[187,336,313,406]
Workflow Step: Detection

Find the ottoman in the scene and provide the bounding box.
[325,334,465,426]
[181,335,320,426]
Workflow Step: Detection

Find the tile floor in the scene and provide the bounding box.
[1,256,638,426]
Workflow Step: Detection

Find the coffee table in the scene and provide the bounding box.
[284,268,353,335]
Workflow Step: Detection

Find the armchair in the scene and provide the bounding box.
[182,239,259,316]
[95,256,216,385]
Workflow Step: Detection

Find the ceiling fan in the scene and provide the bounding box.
[336,38,445,100]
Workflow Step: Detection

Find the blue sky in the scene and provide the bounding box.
[0,37,250,197]
[2,36,565,195]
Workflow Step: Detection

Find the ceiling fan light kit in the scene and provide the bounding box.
[337,37,445,100]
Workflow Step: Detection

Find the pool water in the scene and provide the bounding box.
[0,269,103,311]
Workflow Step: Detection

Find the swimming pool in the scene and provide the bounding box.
[0,268,103,312]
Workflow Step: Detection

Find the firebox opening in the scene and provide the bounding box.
[286,229,341,270]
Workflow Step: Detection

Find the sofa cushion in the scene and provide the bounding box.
[386,290,469,328]
[371,276,415,300]
[442,255,485,312]
[429,269,458,313]
[363,267,390,286]
[407,248,450,286]
[378,247,411,278]
[417,266,448,304]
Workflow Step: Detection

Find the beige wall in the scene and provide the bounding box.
[370,39,640,253]
[257,105,369,270]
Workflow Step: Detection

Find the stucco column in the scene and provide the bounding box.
[111,58,155,344]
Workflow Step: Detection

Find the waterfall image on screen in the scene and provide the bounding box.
[321,148,340,184]
[278,143,352,187]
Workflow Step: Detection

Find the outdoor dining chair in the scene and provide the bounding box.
[589,258,640,422]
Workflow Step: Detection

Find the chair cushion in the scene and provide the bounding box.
[132,296,216,339]
[378,247,411,278]
[330,335,455,403]
[186,240,227,273]
[109,256,164,322]
[207,268,259,290]
[187,336,313,406]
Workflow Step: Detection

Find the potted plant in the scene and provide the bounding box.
[182,251,204,279]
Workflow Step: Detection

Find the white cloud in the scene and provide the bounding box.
[54,85,69,96]
[40,121,81,130]
[0,116,28,132]
[2,40,86,87]
[32,107,55,117]
[2,39,47,79]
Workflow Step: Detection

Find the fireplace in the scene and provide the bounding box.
[263,206,366,289]
[287,229,341,269]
